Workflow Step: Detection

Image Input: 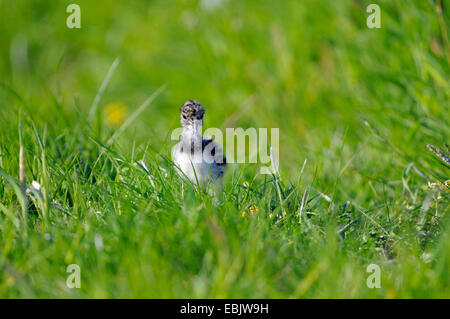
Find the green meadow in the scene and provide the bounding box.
[0,0,449,298]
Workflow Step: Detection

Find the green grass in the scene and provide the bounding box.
[0,0,449,298]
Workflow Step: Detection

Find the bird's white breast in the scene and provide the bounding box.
[172,142,223,186]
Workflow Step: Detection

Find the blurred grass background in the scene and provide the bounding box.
[0,0,449,298]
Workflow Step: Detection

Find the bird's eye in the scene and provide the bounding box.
[182,114,187,119]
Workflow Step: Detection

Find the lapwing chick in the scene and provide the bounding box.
[172,100,226,190]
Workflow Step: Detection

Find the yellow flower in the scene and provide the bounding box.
[241,205,258,218]
[104,102,127,126]
[249,205,258,215]
[385,289,397,299]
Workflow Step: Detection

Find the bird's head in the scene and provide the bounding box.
[180,99,205,127]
